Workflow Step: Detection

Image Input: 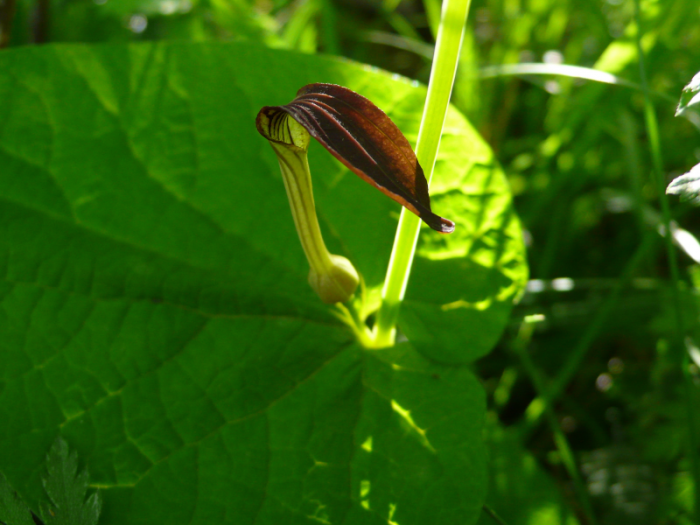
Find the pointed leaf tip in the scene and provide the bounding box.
[262,83,454,233]
[439,218,456,234]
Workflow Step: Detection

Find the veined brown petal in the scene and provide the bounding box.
[258,83,455,234]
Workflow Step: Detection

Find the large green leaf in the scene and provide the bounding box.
[0,42,525,524]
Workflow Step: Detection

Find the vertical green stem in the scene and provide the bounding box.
[633,1,699,521]
[373,0,472,346]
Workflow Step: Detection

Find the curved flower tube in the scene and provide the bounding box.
[256,107,360,304]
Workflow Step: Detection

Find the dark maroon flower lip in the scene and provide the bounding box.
[257,83,455,234]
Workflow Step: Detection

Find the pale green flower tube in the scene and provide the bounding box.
[256,109,359,304]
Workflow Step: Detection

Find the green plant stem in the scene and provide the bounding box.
[633,1,699,521]
[373,0,471,346]
[513,324,597,525]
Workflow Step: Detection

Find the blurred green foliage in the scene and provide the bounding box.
[2,0,700,523]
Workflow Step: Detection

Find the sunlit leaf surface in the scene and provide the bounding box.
[667,163,700,205]
[676,71,700,116]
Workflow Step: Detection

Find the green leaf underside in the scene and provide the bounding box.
[0,42,525,525]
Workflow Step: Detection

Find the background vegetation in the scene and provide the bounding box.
[1,0,700,524]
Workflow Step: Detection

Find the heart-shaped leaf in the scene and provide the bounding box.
[0,42,526,525]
